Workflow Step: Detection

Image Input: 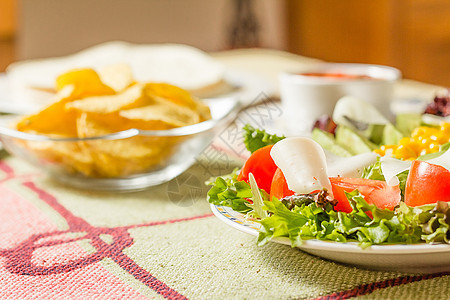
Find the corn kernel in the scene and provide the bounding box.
[428,142,440,153]
[374,149,385,156]
[441,122,450,133]
[393,145,416,160]
[380,145,396,151]
[420,138,430,147]
[415,135,424,141]
[399,137,412,146]
[419,149,428,156]
[375,122,450,160]
[412,127,426,138]
[407,141,422,155]
[438,136,449,144]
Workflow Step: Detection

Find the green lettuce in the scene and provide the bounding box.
[246,174,270,219]
[257,190,449,248]
[397,201,449,244]
[362,159,409,197]
[242,124,285,153]
[258,191,397,248]
[206,170,252,213]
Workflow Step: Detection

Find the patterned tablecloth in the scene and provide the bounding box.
[1,49,449,299]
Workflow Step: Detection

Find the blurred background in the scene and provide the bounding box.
[1,0,449,86]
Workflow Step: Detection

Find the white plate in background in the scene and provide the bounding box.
[0,68,275,116]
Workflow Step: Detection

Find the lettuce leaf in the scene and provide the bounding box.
[397,201,449,244]
[362,159,409,197]
[206,170,252,213]
[207,168,449,247]
[246,173,269,219]
[257,190,450,248]
[243,124,285,153]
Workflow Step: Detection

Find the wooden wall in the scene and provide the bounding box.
[2,0,450,86]
[0,0,16,71]
[0,0,16,38]
[287,0,450,86]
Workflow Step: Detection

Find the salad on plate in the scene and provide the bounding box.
[207,94,450,250]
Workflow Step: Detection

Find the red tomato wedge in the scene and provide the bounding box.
[329,177,401,213]
[270,168,295,200]
[237,145,278,194]
[405,160,450,206]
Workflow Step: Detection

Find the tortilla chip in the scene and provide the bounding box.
[75,112,175,137]
[119,98,200,127]
[15,85,80,136]
[20,140,94,176]
[74,112,183,177]
[66,83,149,114]
[15,64,212,178]
[144,83,211,121]
[98,63,135,92]
[87,146,170,177]
[56,68,115,98]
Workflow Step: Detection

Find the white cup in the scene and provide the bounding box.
[279,63,401,135]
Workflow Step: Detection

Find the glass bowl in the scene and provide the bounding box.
[0,97,240,191]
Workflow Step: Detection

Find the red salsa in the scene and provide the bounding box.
[299,72,373,79]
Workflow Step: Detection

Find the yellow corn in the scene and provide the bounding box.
[375,123,450,160]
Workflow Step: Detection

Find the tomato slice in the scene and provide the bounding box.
[405,160,450,206]
[270,168,295,200]
[237,145,278,194]
[329,177,401,213]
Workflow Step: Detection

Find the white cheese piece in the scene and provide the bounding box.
[333,95,389,126]
[270,137,331,194]
[378,149,450,187]
[327,152,378,178]
[380,156,412,186]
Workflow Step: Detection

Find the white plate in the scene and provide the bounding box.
[0,69,274,115]
[211,204,450,273]
[0,73,54,115]
[222,69,275,106]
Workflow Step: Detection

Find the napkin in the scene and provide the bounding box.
[1,47,449,299]
[0,146,448,299]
